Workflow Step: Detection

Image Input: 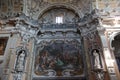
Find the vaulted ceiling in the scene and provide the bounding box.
[0,0,120,19]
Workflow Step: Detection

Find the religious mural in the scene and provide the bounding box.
[0,37,8,55]
[35,41,84,77]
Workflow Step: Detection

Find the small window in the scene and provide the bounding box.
[56,16,63,24]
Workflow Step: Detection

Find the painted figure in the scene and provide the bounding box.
[35,42,84,76]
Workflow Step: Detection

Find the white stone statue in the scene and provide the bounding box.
[93,49,101,69]
[16,50,26,71]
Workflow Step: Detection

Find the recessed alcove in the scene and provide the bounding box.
[112,34,120,72]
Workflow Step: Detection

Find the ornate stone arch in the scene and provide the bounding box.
[109,32,120,49]
[35,4,83,19]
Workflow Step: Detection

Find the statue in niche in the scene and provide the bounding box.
[15,50,26,72]
[92,49,102,69]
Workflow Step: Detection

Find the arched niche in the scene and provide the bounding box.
[111,33,120,72]
[38,7,79,24]
[14,47,28,72]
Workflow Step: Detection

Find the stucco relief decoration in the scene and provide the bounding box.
[96,0,120,16]
[26,0,91,19]
[35,40,84,77]
[14,13,39,44]
[0,0,23,19]
[38,8,79,24]
[78,9,101,36]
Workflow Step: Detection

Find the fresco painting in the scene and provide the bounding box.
[35,42,84,77]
